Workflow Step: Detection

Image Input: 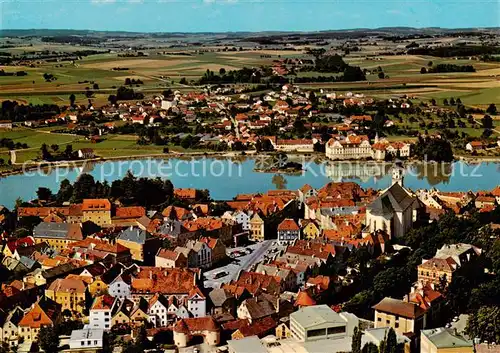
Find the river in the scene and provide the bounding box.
[0,157,499,209]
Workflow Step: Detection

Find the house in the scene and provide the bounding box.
[45,277,87,313]
[237,296,276,323]
[0,120,13,129]
[209,288,237,315]
[273,139,314,153]
[200,237,226,264]
[365,169,420,239]
[174,188,198,202]
[110,299,133,327]
[421,327,473,353]
[289,305,357,342]
[69,328,104,350]
[89,295,115,330]
[173,317,220,348]
[147,294,170,327]
[373,297,427,335]
[33,222,83,251]
[78,148,95,159]
[18,296,61,342]
[466,141,484,152]
[301,221,320,240]
[277,219,300,245]
[1,307,24,347]
[82,199,112,226]
[155,248,187,268]
[231,316,277,340]
[185,240,212,269]
[117,227,161,263]
[298,184,317,203]
[250,213,265,242]
[417,243,482,286]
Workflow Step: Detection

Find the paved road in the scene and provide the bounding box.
[203,240,274,289]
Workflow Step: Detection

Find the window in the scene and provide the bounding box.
[81,342,85,346]
[395,323,399,328]
[327,326,346,335]
[307,328,326,338]
[105,318,109,322]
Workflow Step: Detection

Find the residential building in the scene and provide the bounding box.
[117,227,161,263]
[156,248,187,268]
[89,295,115,330]
[421,327,473,353]
[77,148,95,159]
[33,222,83,251]
[200,237,226,264]
[1,307,24,347]
[45,277,87,313]
[81,199,112,226]
[277,219,300,245]
[185,239,212,269]
[418,243,482,286]
[18,296,61,342]
[373,297,427,335]
[250,213,265,242]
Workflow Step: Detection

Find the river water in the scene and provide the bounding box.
[0,157,499,209]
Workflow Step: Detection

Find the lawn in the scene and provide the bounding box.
[1,128,82,149]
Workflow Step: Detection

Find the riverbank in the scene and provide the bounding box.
[2,149,500,178]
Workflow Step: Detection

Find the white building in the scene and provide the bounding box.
[289,305,358,343]
[365,167,420,238]
[88,295,114,330]
[69,329,104,350]
[187,287,207,318]
[234,211,251,231]
[108,275,131,299]
[326,136,372,160]
[148,294,169,327]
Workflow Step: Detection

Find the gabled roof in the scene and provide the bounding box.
[373,297,426,319]
[367,183,416,215]
[118,227,151,244]
[19,296,61,328]
[173,317,219,333]
[278,218,299,231]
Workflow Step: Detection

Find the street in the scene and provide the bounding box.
[203,240,275,289]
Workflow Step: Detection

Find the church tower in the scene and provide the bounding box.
[391,163,405,187]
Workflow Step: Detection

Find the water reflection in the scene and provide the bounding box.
[411,163,453,186]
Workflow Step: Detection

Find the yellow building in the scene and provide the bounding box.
[88,277,108,297]
[45,278,87,314]
[373,297,426,335]
[421,328,473,353]
[302,222,320,240]
[82,199,112,226]
[33,222,83,251]
[275,322,291,339]
[250,213,265,242]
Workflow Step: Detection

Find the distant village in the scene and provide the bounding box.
[0,163,499,353]
[2,83,499,168]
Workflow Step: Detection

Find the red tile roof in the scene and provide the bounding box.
[82,199,111,211]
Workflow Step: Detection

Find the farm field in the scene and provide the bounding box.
[1,39,500,110]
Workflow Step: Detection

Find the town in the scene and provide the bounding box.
[0,163,498,353]
[0,21,500,353]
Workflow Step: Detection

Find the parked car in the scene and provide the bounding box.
[214,271,228,279]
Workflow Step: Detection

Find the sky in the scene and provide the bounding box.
[0,0,498,33]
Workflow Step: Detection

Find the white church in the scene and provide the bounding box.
[365,165,421,239]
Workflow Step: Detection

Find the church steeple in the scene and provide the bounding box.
[391,162,405,187]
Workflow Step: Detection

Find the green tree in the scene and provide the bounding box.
[108,94,117,105]
[482,115,493,129]
[51,144,59,152]
[466,306,500,343]
[420,67,427,74]
[69,93,76,106]
[362,342,379,353]
[486,103,497,115]
[40,143,53,161]
[38,325,60,353]
[37,187,53,201]
[352,326,362,353]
